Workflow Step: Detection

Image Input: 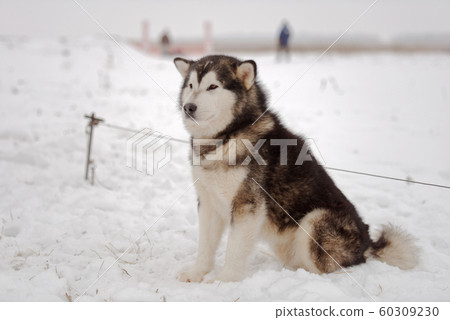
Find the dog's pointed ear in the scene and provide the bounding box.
[237,60,257,90]
[174,57,193,78]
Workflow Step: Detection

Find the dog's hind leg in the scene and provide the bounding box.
[267,209,322,274]
[284,209,324,273]
[288,208,371,274]
[178,196,227,282]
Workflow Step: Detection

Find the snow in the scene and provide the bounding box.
[0,36,449,301]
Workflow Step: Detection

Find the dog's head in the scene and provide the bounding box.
[174,55,257,138]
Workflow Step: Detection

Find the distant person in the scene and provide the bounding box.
[277,22,291,62]
[161,31,170,55]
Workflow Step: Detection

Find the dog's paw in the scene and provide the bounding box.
[177,267,206,283]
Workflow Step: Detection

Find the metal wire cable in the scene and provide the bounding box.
[96,120,450,190]
[325,167,450,190]
[100,122,190,144]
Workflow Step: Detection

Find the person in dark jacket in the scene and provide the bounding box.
[161,31,170,55]
[277,22,291,62]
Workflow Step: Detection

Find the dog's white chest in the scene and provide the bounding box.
[192,165,248,211]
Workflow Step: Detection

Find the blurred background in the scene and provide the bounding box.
[1,0,450,54]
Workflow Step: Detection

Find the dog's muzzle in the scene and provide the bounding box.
[183,103,197,118]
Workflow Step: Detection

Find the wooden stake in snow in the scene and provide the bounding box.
[84,113,103,184]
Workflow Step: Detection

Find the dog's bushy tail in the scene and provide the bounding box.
[366,224,419,270]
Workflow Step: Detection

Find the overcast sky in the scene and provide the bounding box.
[1,0,450,41]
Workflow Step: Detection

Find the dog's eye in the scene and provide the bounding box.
[189,83,193,89]
[207,84,218,91]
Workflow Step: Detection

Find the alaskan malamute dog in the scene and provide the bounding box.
[174,55,418,282]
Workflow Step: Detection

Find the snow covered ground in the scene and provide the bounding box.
[0,36,449,301]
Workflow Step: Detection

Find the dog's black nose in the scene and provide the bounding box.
[183,103,197,116]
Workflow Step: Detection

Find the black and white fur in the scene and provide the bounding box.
[174,55,419,282]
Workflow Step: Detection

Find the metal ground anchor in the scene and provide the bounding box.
[84,112,104,185]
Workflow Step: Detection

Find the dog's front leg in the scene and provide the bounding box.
[214,206,265,282]
[178,197,226,282]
